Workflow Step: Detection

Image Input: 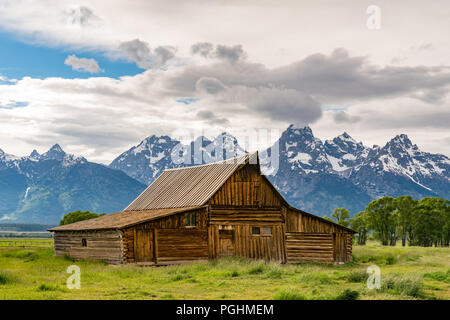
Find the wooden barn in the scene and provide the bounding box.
[49,153,355,265]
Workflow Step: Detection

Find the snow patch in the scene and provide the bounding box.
[342,153,356,161]
[327,155,348,172]
[289,152,312,164]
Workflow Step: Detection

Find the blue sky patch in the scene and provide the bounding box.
[0,31,144,80]
[0,101,29,109]
[176,98,199,105]
[323,105,348,111]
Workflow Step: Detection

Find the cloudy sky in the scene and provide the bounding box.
[0,0,449,163]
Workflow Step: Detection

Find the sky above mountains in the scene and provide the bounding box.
[0,0,449,164]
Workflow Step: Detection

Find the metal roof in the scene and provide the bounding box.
[124,153,258,211]
[49,207,202,231]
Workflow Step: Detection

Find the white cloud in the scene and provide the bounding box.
[118,39,176,69]
[0,1,450,162]
[64,54,103,73]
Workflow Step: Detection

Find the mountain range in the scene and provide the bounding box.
[1,125,448,223]
[0,145,146,223]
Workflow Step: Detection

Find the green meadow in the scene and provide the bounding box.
[0,240,448,300]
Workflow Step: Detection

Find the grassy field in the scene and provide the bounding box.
[0,240,448,300]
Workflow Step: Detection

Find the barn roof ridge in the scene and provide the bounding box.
[124,152,258,211]
[164,152,256,171]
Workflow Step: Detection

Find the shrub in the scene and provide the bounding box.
[354,252,397,265]
[0,271,15,285]
[265,269,282,279]
[229,270,239,278]
[335,289,360,300]
[274,288,306,300]
[381,275,423,298]
[248,265,265,275]
[37,284,59,291]
[385,255,396,265]
[170,274,191,281]
[424,270,450,283]
[346,270,368,283]
[63,254,75,262]
[299,273,333,284]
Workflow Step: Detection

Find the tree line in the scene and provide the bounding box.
[326,196,449,247]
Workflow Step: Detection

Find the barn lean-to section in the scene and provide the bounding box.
[50,153,355,265]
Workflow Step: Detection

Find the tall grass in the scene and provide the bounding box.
[274,288,306,300]
[381,275,424,298]
[0,270,15,285]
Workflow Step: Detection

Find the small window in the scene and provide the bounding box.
[185,212,197,227]
[251,227,260,235]
[262,227,272,236]
[81,238,87,247]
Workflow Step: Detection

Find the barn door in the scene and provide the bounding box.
[218,229,235,257]
[333,233,347,263]
[134,229,154,262]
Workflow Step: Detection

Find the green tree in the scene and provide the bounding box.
[366,197,397,246]
[59,210,105,226]
[331,208,350,227]
[394,196,418,247]
[410,198,449,247]
[350,211,369,245]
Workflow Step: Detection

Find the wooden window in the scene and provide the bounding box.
[185,212,197,227]
[252,226,272,236]
[251,227,260,235]
[81,238,87,247]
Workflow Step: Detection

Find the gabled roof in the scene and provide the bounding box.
[49,206,203,231]
[125,153,258,211]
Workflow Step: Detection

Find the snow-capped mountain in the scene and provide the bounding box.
[2,125,448,222]
[109,132,246,185]
[263,125,449,214]
[349,134,449,199]
[323,132,369,175]
[0,145,145,223]
[109,135,181,186]
[109,124,448,215]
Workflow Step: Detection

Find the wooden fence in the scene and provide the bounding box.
[0,239,53,248]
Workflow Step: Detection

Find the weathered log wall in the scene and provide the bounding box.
[285,232,334,263]
[209,164,281,208]
[346,233,353,262]
[122,207,208,264]
[286,208,346,233]
[53,230,123,264]
[156,228,209,264]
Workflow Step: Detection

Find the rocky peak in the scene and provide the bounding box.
[41,144,66,161]
[29,149,40,159]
